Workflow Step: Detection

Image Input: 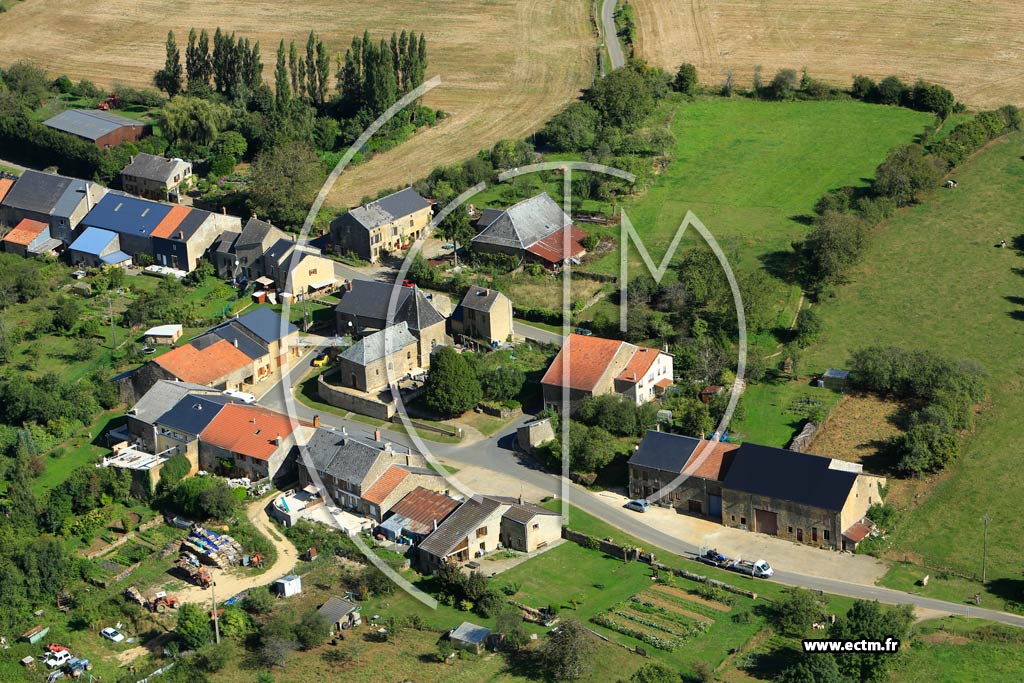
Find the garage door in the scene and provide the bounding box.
[754,509,778,535]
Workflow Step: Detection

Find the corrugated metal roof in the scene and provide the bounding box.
[387,486,460,535]
[68,226,119,256]
[418,496,508,558]
[100,250,132,265]
[43,109,144,141]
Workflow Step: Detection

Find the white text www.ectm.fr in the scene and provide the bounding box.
[802,638,901,653]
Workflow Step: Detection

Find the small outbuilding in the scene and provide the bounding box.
[317,595,362,632]
[272,574,302,598]
[144,324,184,346]
[450,621,491,653]
[821,368,849,392]
[516,418,555,453]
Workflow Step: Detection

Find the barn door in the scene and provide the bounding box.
[754,509,778,535]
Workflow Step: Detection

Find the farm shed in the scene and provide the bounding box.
[450,621,491,653]
[43,109,150,148]
[144,324,183,346]
[822,368,850,391]
[317,595,362,631]
[273,574,302,598]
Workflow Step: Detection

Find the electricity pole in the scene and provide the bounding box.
[108,296,116,347]
[981,514,991,585]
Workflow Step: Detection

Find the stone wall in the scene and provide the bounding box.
[317,373,395,420]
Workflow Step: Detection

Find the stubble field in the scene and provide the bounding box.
[630,0,1024,108]
[0,0,596,207]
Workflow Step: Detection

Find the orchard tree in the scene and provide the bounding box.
[673,62,699,94]
[541,619,593,680]
[872,144,945,206]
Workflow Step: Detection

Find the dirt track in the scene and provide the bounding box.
[174,495,297,605]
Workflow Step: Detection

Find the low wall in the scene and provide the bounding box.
[318,374,395,420]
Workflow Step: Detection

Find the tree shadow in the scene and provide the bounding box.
[742,646,800,680]
[788,214,816,226]
[986,578,1024,611]
[500,649,547,681]
[1011,234,1024,252]
[1008,310,1024,321]
[759,250,800,285]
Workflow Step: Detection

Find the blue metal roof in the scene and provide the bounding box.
[69,227,119,256]
[237,307,298,344]
[100,250,132,265]
[83,193,171,237]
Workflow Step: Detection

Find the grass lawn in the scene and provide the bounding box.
[892,618,1024,683]
[729,374,843,447]
[791,132,1024,591]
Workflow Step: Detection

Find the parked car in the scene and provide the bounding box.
[624,499,650,513]
[100,627,125,643]
[222,389,256,404]
[311,352,330,367]
[45,651,72,668]
[574,327,593,336]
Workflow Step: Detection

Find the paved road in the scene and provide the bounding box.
[601,0,626,71]
[513,321,564,346]
[258,350,1024,629]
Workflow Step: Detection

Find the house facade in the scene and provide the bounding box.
[417,496,511,570]
[338,322,419,393]
[330,187,432,263]
[627,431,737,518]
[198,403,304,482]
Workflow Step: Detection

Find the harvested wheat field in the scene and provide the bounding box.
[808,393,902,466]
[631,0,1024,108]
[0,0,596,207]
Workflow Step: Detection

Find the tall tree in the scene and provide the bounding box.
[154,30,183,97]
[397,30,409,91]
[415,32,428,87]
[390,32,400,89]
[212,27,226,93]
[185,28,199,87]
[275,40,290,109]
[423,347,482,417]
[196,29,212,89]
[288,40,299,95]
[305,31,317,102]
[314,38,330,106]
[541,619,592,680]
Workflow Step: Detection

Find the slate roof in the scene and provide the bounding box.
[83,193,172,237]
[471,193,571,251]
[473,208,503,232]
[68,227,119,256]
[1,170,74,215]
[154,395,230,436]
[459,287,507,313]
[450,622,490,645]
[200,403,299,460]
[43,109,145,141]
[129,380,225,424]
[387,486,460,535]
[3,218,48,246]
[722,443,860,512]
[418,496,508,558]
[629,431,700,474]
[540,334,626,392]
[152,339,252,385]
[121,153,189,184]
[303,428,389,488]
[318,596,359,623]
[335,280,446,333]
[213,230,240,255]
[192,322,267,362]
[482,496,560,524]
[361,465,410,505]
[340,322,417,366]
[236,307,298,344]
[338,187,430,231]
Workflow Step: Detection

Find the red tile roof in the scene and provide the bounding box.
[153,339,251,385]
[616,346,660,384]
[682,439,740,481]
[200,403,299,460]
[0,178,14,204]
[655,378,672,388]
[2,218,47,246]
[843,521,873,544]
[362,465,410,505]
[526,225,587,264]
[388,486,460,535]
[151,205,192,239]
[540,334,625,392]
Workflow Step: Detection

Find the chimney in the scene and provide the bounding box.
[177,231,184,239]
[233,338,239,348]
[274,435,282,446]
[221,207,226,215]
[341,426,347,436]
[312,415,321,428]
[346,280,353,291]
[374,428,381,442]
[384,441,392,453]
[433,519,438,531]
[405,453,411,466]
[130,155,135,164]
[252,211,258,219]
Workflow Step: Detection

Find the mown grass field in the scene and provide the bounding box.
[0,0,597,208]
[630,0,1024,109]
[795,133,1024,591]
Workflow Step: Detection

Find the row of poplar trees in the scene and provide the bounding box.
[154,28,428,119]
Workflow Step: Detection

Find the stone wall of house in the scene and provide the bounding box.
[721,490,841,549]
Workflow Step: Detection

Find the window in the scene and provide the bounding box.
[824,529,830,541]
[740,517,746,526]
[476,526,487,538]
[731,515,735,522]
[309,268,317,276]
[788,526,793,534]
[532,523,539,530]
